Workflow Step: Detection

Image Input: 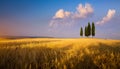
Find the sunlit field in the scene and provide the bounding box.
[0,38,120,69]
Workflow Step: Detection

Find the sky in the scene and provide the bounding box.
[0,0,120,39]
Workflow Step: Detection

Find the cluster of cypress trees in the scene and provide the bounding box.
[80,22,95,37]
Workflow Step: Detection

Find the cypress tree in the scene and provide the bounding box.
[80,27,83,37]
[87,22,91,36]
[85,26,89,37]
[92,22,95,37]
[85,26,86,36]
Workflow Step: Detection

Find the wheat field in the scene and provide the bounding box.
[0,38,120,69]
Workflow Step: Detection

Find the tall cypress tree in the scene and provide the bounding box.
[92,22,95,37]
[85,26,86,37]
[85,26,89,37]
[87,22,91,36]
[80,27,83,37]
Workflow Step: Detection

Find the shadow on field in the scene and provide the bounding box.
[0,47,66,69]
[85,42,120,69]
[89,42,120,55]
[61,42,120,69]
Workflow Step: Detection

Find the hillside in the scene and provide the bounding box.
[0,38,120,69]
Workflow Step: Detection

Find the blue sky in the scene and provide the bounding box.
[0,0,120,39]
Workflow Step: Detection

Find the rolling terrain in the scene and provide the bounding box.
[0,38,120,69]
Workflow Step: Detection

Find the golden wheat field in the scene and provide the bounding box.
[0,38,120,69]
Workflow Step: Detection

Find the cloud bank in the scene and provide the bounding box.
[49,3,94,27]
[49,3,116,29]
[96,9,116,25]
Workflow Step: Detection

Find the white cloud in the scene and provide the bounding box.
[96,9,116,25]
[50,3,94,27]
[53,9,71,19]
[74,3,94,18]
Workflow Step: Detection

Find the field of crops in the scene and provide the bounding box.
[0,38,120,69]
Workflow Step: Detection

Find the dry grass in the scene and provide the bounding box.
[0,38,120,69]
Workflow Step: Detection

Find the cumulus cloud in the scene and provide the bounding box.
[74,3,93,18]
[53,9,71,19]
[49,3,94,27]
[96,9,116,25]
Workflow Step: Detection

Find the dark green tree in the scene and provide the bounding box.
[92,22,95,37]
[85,26,86,36]
[87,22,91,36]
[85,26,89,37]
[80,27,83,37]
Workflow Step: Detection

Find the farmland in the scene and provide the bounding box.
[0,38,120,69]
